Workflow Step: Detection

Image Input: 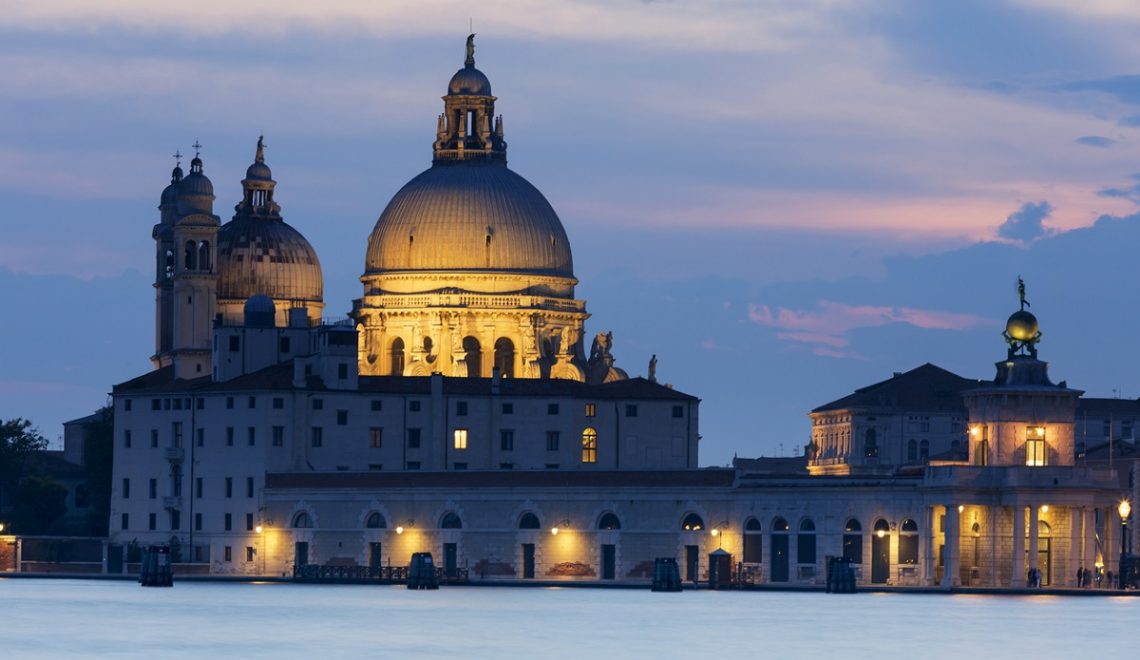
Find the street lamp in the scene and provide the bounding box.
[1119,500,1132,590]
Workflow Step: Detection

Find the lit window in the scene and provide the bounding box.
[585,403,596,418]
[1026,426,1047,466]
[581,427,598,463]
[454,428,468,450]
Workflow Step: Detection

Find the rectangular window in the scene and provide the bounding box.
[150,429,158,448]
[582,429,597,463]
[625,404,638,417]
[170,510,181,531]
[121,513,129,530]
[456,401,468,416]
[148,513,156,531]
[246,513,254,531]
[338,363,349,380]
[368,464,383,471]
[246,477,254,498]
[172,421,183,448]
[1104,419,1112,437]
[272,397,284,409]
[173,398,182,411]
[195,477,202,499]
[545,463,559,470]
[226,396,234,409]
[546,431,560,451]
[122,478,130,499]
[195,513,202,531]
[409,400,421,412]
[280,336,291,353]
[407,428,421,449]
[406,461,421,470]
[228,335,240,352]
[920,421,930,432]
[225,477,233,498]
[247,427,256,446]
[224,546,232,562]
[672,405,684,418]
[226,427,234,446]
[1025,426,1047,466]
[123,430,132,448]
[337,410,348,425]
[196,428,204,447]
[164,398,170,410]
[499,462,514,470]
[973,425,989,467]
[585,403,596,418]
[502,402,514,414]
[148,478,157,499]
[311,427,323,447]
[124,399,132,412]
[313,399,324,411]
[371,400,383,412]
[369,427,383,448]
[454,462,468,470]
[224,513,232,531]
[500,430,514,451]
[246,546,255,563]
[547,403,560,415]
[151,398,160,411]
[247,396,256,409]
[196,397,204,410]
[272,426,284,447]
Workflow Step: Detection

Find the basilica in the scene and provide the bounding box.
[97,38,1132,589]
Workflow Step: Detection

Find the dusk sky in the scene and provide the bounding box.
[5,1,1140,464]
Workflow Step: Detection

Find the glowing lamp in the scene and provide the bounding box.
[1031,426,1045,438]
[0,522,5,532]
[970,426,980,437]
[1120,500,1132,520]
[710,528,719,537]
[551,527,559,536]
[396,526,404,535]
[255,525,263,534]
[1039,505,1048,514]
[957,505,964,513]
[876,529,885,539]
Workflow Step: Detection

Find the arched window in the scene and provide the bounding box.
[681,513,705,531]
[874,519,890,536]
[907,439,917,462]
[292,512,313,529]
[899,518,918,564]
[798,518,817,565]
[365,512,386,529]
[581,427,598,464]
[440,512,462,529]
[493,337,515,378]
[864,428,878,458]
[184,241,196,270]
[198,241,210,272]
[919,439,930,461]
[598,513,621,530]
[462,336,481,377]
[772,517,789,532]
[743,518,762,563]
[843,518,862,563]
[389,338,405,376]
[519,512,541,529]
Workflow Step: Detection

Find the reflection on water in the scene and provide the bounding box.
[1,579,1136,659]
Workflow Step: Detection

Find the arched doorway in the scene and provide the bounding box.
[494,337,515,378]
[871,519,890,584]
[743,518,762,564]
[463,336,482,377]
[771,517,790,582]
[899,519,919,566]
[1032,520,1052,586]
[843,518,863,566]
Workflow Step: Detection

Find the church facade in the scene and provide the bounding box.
[105,38,1131,589]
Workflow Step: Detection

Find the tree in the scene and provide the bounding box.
[0,418,48,518]
[9,474,68,535]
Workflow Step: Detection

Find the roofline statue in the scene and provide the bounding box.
[465,33,476,67]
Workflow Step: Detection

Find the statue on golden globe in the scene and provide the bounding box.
[1004,276,1042,359]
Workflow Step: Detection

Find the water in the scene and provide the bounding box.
[1,579,1137,659]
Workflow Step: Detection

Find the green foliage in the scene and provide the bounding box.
[10,474,68,535]
[0,418,49,519]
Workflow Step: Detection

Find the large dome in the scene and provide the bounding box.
[364,161,573,277]
[217,217,323,302]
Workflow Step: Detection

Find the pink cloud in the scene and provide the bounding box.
[748,300,994,358]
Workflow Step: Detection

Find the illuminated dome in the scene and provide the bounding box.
[217,218,322,302]
[1006,310,1038,342]
[364,162,573,276]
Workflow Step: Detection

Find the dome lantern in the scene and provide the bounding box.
[433,34,506,163]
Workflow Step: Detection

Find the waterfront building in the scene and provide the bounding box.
[101,37,1130,588]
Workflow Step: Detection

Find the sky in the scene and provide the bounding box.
[4,1,1140,464]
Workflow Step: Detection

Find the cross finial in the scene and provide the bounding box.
[192,139,203,158]
[172,149,182,168]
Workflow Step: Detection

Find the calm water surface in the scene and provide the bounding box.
[1,579,1136,659]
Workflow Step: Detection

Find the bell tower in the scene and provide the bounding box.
[168,144,220,379]
[151,153,182,368]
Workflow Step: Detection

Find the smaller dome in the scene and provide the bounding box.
[160,166,183,207]
[245,161,272,182]
[1006,310,1039,342]
[181,159,214,197]
[243,294,276,328]
[448,66,492,96]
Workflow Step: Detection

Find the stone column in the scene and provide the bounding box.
[922,506,935,586]
[1068,506,1082,587]
[1011,504,1026,588]
[1084,507,1097,585]
[1028,504,1039,586]
[942,504,960,588]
